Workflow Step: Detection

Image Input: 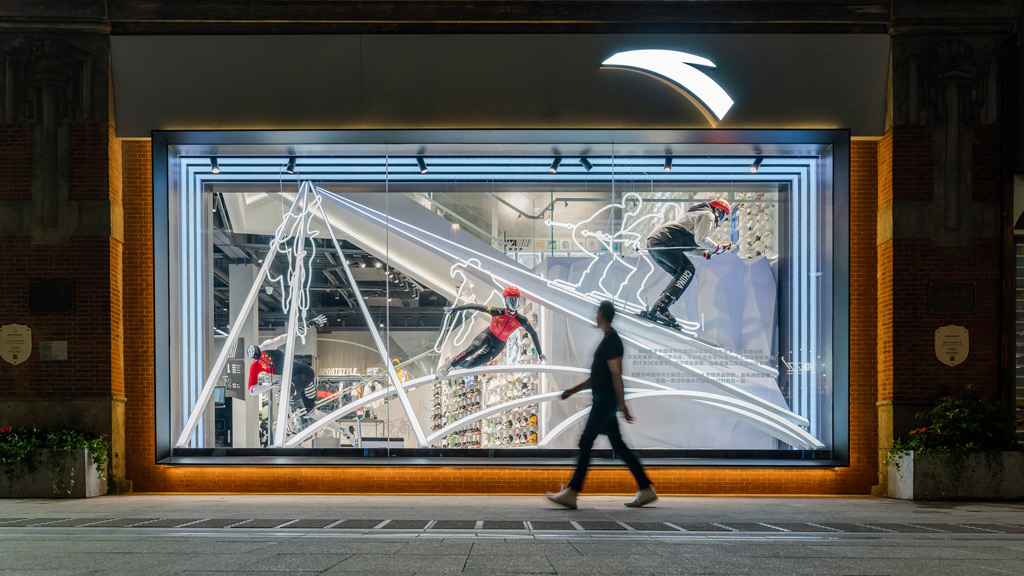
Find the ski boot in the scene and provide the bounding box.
[434,363,451,381]
[638,294,681,330]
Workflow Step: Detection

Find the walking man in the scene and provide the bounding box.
[546,300,657,509]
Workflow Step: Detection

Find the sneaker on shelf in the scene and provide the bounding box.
[624,487,658,508]
[545,487,578,510]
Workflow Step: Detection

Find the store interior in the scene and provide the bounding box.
[162,135,841,459]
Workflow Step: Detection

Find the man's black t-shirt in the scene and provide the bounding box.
[590,327,624,405]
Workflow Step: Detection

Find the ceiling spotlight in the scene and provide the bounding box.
[375,261,382,269]
[359,261,367,268]
[664,157,672,172]
[265,286,273,295]
[286,157,296,174]
[210,158,220,174]
[750,157,764,174]
[451,223,460,231]
[417,156,428,174]
[579,157,593,172]
[549,157,562,174]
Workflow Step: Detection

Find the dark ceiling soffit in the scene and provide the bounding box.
[96,1,890,34]
[154,128,850,147]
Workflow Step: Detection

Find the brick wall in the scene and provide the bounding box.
[121,139,880,494]
[849,139,879,477]
[122,140,155,485]
[892,238,1001,400]
[0,236,116,397]
[0,120,122,442]
[68,123,113,201]
[0,124,30,200]
[877,130,893,403]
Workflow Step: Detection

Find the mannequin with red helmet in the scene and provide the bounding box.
[642,198,732,328]
[436,285,545,380]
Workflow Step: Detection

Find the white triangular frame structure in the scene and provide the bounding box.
[176,181,824,452]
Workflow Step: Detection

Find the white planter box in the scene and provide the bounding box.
[888,450,1024,500]
[0,449,106,498]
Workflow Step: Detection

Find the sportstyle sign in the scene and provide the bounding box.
[601,49,734,127]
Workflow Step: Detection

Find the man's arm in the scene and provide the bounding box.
[443,303,491,314]
[561,378,591,400]
[608,356,633,423]
[518,317,546,361]
[259,333,287,351]
[692,212,724,253]
[259,314,327,351]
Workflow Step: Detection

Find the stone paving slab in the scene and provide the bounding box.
[329,519,384,529]
[183,519,247,528]
[227,518,294,528]
[133,518,203,528]
[429,520,477,530]
[84,518,157,527]
[481,520,527,530]
[671,522,734,531]
[279,518,340,529]
[0,518,70,527]
[963,523,1024,534]
[529,521,577,531]
[40,518,111,527]
[720,522,785,532]
[382,519,431,530]
[574,521,626,531]
[816,522,885,532]
[763,522,839,532]
[913,523,998,533]
[621,521,679,531]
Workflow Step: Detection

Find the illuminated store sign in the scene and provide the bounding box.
[602,49,734,126]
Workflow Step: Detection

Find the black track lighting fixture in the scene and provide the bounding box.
[750,157,764,174]
[417,156,428,174]
[286,157,297,174]
[549,157,562,174]
[664,157,672,172]
[210,158,220,174]
[579,157,593,172]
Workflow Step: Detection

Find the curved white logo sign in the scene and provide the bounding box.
[602,49,734,127]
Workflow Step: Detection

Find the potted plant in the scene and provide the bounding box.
[0,426,110,498]
[885,388,1023,500]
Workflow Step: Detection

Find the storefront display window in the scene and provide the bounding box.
[154,130,849,465]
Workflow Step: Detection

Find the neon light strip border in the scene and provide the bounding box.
[172,153,826,449]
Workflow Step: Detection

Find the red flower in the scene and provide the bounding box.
[0,427,11,433]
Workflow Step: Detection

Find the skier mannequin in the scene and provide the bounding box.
[435,286,546,380]
[246,313,339,428]
[642,198,732,328]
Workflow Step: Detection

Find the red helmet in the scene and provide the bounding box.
[709,198,731,215]
[502,285,521,312]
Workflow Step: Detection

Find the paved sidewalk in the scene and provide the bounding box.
[1,495,1023,575]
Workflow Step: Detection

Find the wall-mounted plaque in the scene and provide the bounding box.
[935,325,969,367]
[929,282,974,315]
[29,282,74,313]
[39,341,68,361]
[0,324,31,365]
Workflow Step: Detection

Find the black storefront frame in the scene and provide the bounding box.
[153,129,850,468]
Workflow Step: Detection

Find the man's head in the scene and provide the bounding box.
[246,345,261,359]
[502,285,521,313]
[708,197,731,225]
[597,300,616,326]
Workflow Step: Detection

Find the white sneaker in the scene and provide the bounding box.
[545,488,578,509]
[624,487,658,507]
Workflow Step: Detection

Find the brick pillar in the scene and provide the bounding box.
[121,140,154,489]
[875,8,1017,492]
[0,34,126,489]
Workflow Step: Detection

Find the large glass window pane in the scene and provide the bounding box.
[161,131,843,462]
